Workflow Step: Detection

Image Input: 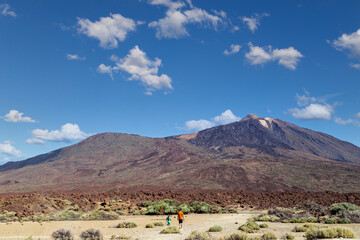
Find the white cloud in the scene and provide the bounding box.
[148,0,223,39]
[335,117,353,125]
[0,4,16,17]
[295,90,316,107]
[331,29,360,57]
[185,109,241,131]
[350,63,360,70]
[213,109,241,125]
[2,110,35,123]
[97,63,113,79]
[245,43,303,70]
[77,13,137,49]
[98,45,172,94]
[185,119,214,131]
[223,44,241,55]
[66,54,85,61]
[0,141,23,158]
[289,103,333,120]
[213,10,227,18]
[241,13,269,33]
[26,123,91,144]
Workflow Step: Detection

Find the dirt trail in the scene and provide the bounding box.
[0,213,360,240]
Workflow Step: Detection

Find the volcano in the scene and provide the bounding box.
[0,114,359,193]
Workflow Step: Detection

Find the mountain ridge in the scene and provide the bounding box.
[0,114,359,193]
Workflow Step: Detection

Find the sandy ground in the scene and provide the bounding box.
[0,212,360,240]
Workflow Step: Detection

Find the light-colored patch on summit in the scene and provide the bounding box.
[178,132,198,140]
[259,118,274,129]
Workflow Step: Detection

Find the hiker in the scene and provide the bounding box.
[166,215,172,226]
[177,210,184,229]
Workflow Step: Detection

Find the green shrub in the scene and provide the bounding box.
[178,203,192,214]
[259,223,269,228]
[160,226,181,234]
[324,218,338,224]
[293,226,308,232]
[186,231,211,240]
[282,234,294,240]
[87,210,118,220]
[307,217,318,223]
[51,229,74,240]
[305,227,356,240]
[153,221,164,226]
[59,210,84,221]
[191,201,212,213]
[239,221,260,233]
[261,232,277,240]
[259,215,271,222]
[209,225,223,232]
[229,208,237,213]
[141,201,153,207]
[116,222,138,228]
[145,223,154,228]
[79,229,103,240]
[329,202,360,215]
[339,218,350,224]
[110,235,130,240]
[226,233,248,240]
[145,200,178,215]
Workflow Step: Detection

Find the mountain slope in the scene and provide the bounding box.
[0,114,359,193]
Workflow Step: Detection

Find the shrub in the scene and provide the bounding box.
[145,223,154,228]
[51,229,74,240]
[59,210,84,221]
[307,217,318,223]
[305,227,356,240]
[324,217,338,224]
[239,221,260,233]
[339,218,350,224]
[229,208,237,213]
[226,233,248,240]
[141,201,153,207]
[259,223,269,228]
[160,226,181,234]
[261,232,277,240]
[145,200,178,215]
[258,215,271,222]
[116,222,138,228]
[336,210,360,223]
[191,201,212,213]
[186,231,211,240]
[282,234,294,240]
[209,225,223,232]
[329,202,360,215]
[79,229,103,240]
[293,226,308,232]
[110,235,130,240]
[153,221,164,226]
[87,210,118,220]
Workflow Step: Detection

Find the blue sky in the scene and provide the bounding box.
[1,0,360,163]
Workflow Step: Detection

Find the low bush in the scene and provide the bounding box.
[329,202,360,215]
[259,223,269,228]
[336,210,360,223]
[79,229,103,240]
[239,221,260,233]
[324,217,338,224]
[116,222,138,228]
[110,235,130,240]
[229,208,238,213]
[153,221,164,226]
[305,227,356,240]
[160,226,181,234]
[59,210,84,221]
[145,223,154,228]
[87,210,119,220]
[186,231,211,240]
[293,226,308,232]
[51,229,74,240]
[282,234,294,240]
[224,233,248,240]
[261,232,277,240]
[191,201,212,213]
[209,225,223,232]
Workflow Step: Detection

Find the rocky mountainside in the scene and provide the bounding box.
[0,114,359,193]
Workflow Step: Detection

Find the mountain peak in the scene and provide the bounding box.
[242,113,260,120]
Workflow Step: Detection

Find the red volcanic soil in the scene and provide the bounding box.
[1,189,360,218]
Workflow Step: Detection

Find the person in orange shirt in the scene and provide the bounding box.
[177,210,184,229]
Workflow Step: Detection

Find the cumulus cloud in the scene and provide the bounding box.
[223,44,241,55]
[77,13,137,49]
[148,0,223,39]
[0,141,24,158]
[289,104,334,120]
[98,45,172,95]
[185,109,241,131]
[2,110,35,123]
[245,43,303,70]
[287,91,337,120]
[0,4,16,17]
[330,29,360,57]
[66,54,85,61]
[335,117,353,125]
[241,13,269,33]
[26,123,91,144]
